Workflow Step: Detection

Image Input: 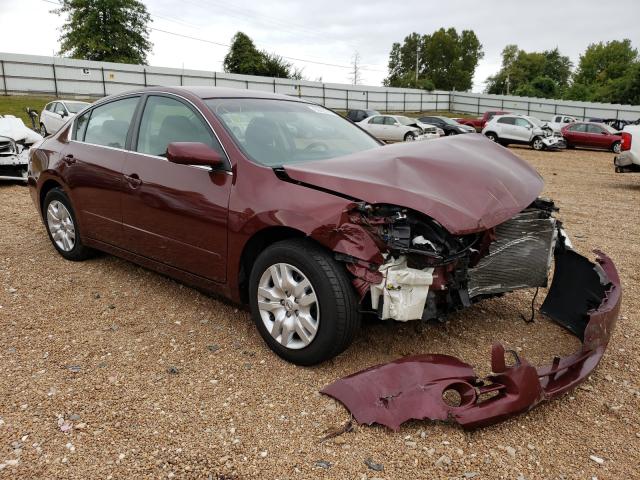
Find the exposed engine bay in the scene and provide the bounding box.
[0,115,43,182]
[343,198,560,323]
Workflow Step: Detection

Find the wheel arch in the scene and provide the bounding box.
[238,226,308,304]
[39,178,65,215]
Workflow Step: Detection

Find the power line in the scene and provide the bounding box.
[40,0,387,73]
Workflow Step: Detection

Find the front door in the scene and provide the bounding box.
[121,94,231,283]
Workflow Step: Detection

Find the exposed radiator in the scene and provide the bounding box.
[467,210,557,298]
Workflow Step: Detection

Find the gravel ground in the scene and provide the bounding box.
[1,146,639,479]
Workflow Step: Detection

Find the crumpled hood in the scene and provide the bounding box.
[284,134,543,234]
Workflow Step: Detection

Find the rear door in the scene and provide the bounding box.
[565,123,587,145]
[366,116,384,138]
[383,116,402,141]
[120,93,231,282]
[63,95,141,246]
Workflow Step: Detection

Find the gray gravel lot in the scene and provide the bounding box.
[0,146,639,479]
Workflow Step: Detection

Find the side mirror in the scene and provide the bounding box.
[166,142,225,168]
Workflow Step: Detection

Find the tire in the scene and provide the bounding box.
[485,132,498,143]
[566,143,575,149]
[42,188,93,261]
[404,132,416,142]
[249,238,360,365]
[612,141,621,154]
[445,130,456,136]
[40,123,48,136]
[532,137,545,151]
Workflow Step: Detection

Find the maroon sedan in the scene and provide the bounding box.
[561,121,622,153]
[27,88,620,429]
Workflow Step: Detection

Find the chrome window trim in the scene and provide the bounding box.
[68,90,231,171]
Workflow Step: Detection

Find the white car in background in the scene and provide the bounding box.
[614,124,640,173]
[482,114,565,151]
[357,115,439,142]
[39,100,90,136]
[546,114,578,134]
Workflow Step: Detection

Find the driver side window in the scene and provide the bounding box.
[514,118,531,128]
[383,117,397,125]
[136,95,224,158]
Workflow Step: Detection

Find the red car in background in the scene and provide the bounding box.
[561,122,622,153]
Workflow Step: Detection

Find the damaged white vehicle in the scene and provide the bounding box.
[0,115,43,181]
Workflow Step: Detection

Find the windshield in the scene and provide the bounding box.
[396,116,417,126]
[65,102,89,113]
[602,124,618,134]
[528,117,544,127]
[437,116,460,126]
[206,98,380,166]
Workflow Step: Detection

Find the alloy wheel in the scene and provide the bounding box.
[46,200,76,252]
[257,263,319,349]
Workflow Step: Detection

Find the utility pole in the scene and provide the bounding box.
[350,52,362,85]
[415,43,419,87]
[506,73,510,96]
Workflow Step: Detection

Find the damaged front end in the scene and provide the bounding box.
[321,200,622,429]
[0,116,43,182]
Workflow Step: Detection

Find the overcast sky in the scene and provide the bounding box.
[1,0,639,91]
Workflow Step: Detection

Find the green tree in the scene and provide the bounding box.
[570,39,639,103]
[54,0,152,64]
[384,28,483,91]
[486,45,572,98]
[223,32,301,79]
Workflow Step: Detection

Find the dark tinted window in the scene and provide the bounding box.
[136,95,222,157]
[497,117,515,125]
[587,124,604,134]
[84,96,139,149]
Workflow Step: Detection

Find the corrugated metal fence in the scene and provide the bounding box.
[1,52,639,121]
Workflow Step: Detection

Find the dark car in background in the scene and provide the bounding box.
[346,109,380,123]
[561,122,622,153]
[418,115,476,135]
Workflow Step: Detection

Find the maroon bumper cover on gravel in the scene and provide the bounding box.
[321,249,621,430]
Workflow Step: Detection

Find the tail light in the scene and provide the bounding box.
[621,132,632,151]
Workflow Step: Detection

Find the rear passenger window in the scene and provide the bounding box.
[497,117,515,125]
[135,95,223,157]
[84,97,139,149]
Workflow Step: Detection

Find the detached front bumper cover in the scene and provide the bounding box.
[321,248,621,430]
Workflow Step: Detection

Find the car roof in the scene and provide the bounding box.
[138,86,306,102]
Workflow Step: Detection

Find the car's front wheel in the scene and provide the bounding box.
[532,137,545,151]
[42,188,93,261]
[40,123,48,136]
[249,238,360,365]
[404,132,416,142]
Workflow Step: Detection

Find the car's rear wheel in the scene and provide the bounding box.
[485,132,498,142]
[404,132,416,142]
[612,141,621,154]
[532,137,545,151]
[249,238,360,365]
[43,188,93,261]
[40,123,47,136]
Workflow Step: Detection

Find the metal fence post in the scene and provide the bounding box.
[385,91,388,112]
[245,80,248,89]
[214,71,217,86]
[101,67,106,96]
[346,90,349,111]
[583,106,586,120]
[52,63,58,96]
[501,99,504,110]
[420,92,423,112]
[322,84,325,106]
[180,73,184,86]
[273,79,276,93]
[527,101,530,115]
[365,91,369,109]
[554,104,557,115]
[0,60,7,95]
[143,68,147,87]
[403,92,406,112]
[435,93,438,111]
[298,83,301,98]
[477,96,480,114]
